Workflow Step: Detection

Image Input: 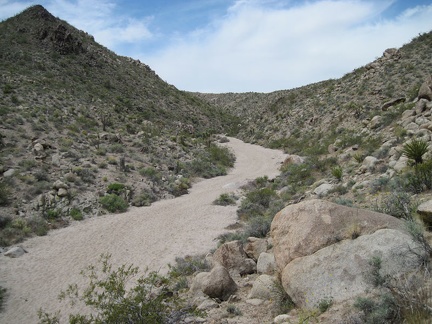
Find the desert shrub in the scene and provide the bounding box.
[404,220,432,267]
[405,159,432,193]
[374,191,418,220]
[238,187,278,220]
[370,177,390,194]
[73,167,95,183]
[334,198,354,207]
[401,139,429,165]
[44,209,61,220]
[213,193,237,206]
[0,215,12,229]
[34,170,49,182]
[168,255,210,278]
[69,208,83,221]
[365,256,387,288]
[100,194,128,213]
[38,254,173,323]
[331,165,343,181]
[244,216,273,238]
[227,304,242,316]
[186,144,235,179]
[0,286,6,313]
[0,182,11,206]
[139,167,162,183]
[318,297,333,313]
[207,144,235,168]
[131,191,156,207]
[18,159,37,171]
[354,294,399,324]
[28,216,49,236]
[107,182,125,194]
[168,177,191,197]
[388,271,432,323]
[109,143,125,153]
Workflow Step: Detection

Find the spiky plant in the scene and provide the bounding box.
[401,139,429,164]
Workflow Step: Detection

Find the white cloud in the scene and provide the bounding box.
[142,0,432,93]
[0,0,35,20]
[46,0,154,47]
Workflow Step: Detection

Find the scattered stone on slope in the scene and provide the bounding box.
[257,252,276,275]
[360,156,378,173]
[381,97,405,111]
[190,265,238,301]
[313,183,334,197]
[213,240,256,275]
[418,75,432,101]
[247,274,278,300]
[281,229,422,307]
[4,246,27,258]
[270,199,404,271]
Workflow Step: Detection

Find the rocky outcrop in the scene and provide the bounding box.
[270,199,404,271]
[282,229,421,307]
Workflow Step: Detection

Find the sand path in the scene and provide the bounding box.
[0,137,286,323]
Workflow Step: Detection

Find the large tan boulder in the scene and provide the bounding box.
[281,229,421,307]
[418,76,432,101]
[213,240,256,275]
[193,265,237,301]
[270,199,404,271]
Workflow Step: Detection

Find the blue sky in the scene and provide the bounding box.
[1,0,432,93]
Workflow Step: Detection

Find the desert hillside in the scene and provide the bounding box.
[1,4,432,324]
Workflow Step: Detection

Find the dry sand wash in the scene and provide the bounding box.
[0,137,286,323]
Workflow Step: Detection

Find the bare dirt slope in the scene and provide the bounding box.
[0,137,286,323]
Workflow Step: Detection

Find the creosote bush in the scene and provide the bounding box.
[38,254,175,323]
[100,194,128,213]
[213,193,237,206]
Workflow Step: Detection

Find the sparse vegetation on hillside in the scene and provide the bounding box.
[0,5,239,245]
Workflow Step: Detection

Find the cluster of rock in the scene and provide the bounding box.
[186,199,425,323]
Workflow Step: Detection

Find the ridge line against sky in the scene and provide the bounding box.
[1,0,432,93]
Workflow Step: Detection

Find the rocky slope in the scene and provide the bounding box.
[0,5,239,245]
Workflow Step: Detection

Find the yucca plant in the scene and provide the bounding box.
[401,139,429,165]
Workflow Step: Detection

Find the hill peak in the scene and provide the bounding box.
[18,4,56,22]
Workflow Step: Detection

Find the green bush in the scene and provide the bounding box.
[354,294,399,324]
[139,167,162,183]
[405,159,432,193]
[168,255,210,278]
[107,182,125,194]
[374,191,418,220]
[213,193,237,206]
[401,139,429,165]
[0,286,6,313]
[131,191,156,207]
[38,254,173,323]
[318,297,333,313]
[331,165,343,181]
[0,182,11,206]
[69,208,83,221]
[100,194,128,213]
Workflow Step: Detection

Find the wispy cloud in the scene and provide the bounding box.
[141,0,432,93]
